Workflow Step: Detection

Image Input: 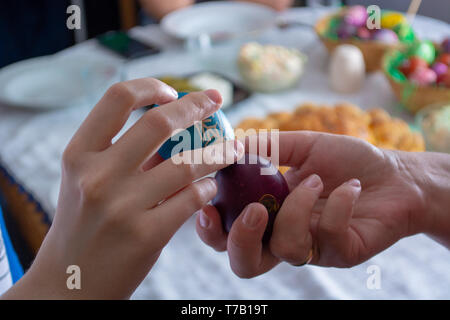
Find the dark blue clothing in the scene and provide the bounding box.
[0,0,73,68]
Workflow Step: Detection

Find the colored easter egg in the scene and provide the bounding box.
[436,73,446,86]
[399,56,428,76]
[408,67,437,86]
[431,62,449,76]
[212,153,290,243]
[156,92,235,160]
[442,71,450,88]
[371,28,399,44]
[337,22,358,39]
[409,41,436,64]
[381,12,406,29]
[437,53,450,66]
[344,5,368,27]
[441,37,450,53]
[329,44,365,93]
[357,27,371,40]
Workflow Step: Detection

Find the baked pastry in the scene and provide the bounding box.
[236,102,425,152]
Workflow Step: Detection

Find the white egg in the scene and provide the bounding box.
[329,44,366,93]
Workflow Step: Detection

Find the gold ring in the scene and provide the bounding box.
[292,248,314,267]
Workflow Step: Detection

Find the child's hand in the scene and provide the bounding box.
[4,78,243,299]
[196,131,430,278]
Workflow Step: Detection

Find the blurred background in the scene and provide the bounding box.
[1,0,449,68]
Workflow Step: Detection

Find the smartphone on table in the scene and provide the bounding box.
[97,31,160,59]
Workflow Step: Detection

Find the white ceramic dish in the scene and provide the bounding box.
[0,55,120,109]
[161,1,276,40]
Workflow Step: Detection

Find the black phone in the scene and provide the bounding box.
[97,31,160,59]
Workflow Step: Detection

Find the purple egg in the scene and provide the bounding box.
[337,22,358,39]
[212,153,289,243]
[344,5,368,27]
[431,62,449,77]
[371,28,399,44]
[442,37,450,53]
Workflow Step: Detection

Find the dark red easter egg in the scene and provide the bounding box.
[437,53,450,66]
[212,153,290,243]
[399,56,428,76]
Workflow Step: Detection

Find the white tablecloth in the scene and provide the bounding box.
[0,8,449,299]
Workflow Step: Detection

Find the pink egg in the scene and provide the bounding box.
[431,62,449,76]
[344,5,368,27]
[408,67,437,86]
[357,27,371,40]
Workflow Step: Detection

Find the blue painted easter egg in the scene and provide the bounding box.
[156,92,235,160]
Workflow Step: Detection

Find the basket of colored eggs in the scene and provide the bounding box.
[383,38,450,113]
[315,5,415,72]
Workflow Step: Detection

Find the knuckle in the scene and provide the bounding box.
[333,187,356,204]
[144,109,173,137]
[144,78,166,93]
[185,92,211,115]
[189,183,208,209]
[78,173,106,204]
[107,82,136,107]
[231,265,257,279]
[270,238,308,262]
[228,229,254,252]
[61,146,78,171]
[102,210,124,230]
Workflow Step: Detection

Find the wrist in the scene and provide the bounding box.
[419,152,450,246]
[397,151,450,245]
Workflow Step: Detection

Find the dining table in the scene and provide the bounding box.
[0,7,449,299]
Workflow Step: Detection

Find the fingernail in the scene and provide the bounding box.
[346,179,361,189]
[204,89,222,105]
[301,174,321,189]
[168,86,178,98]
[242,205,261,229]
[199,210,210,229]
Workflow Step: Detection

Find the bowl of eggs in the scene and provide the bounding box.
[315,5,415,72]
[383,37,450,113]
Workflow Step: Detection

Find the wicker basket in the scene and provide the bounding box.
[314,13,402,73]
[383,49,450,114]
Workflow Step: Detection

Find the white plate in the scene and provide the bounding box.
[161,1,276,39]
[0,55,120,109]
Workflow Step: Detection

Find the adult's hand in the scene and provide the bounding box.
[196,131,450,278]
